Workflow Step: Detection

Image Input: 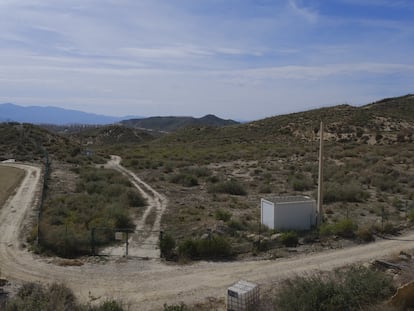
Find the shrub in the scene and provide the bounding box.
[289,174,313,191]
[356,226,375,242]
[163,303,189,311]
[208,179,247,196]
[408,209,414,222]
[5,282,78,311]
[125,189,146,207]
[259,184,272,193]
[275,266,394,311]
[332,218,357,238]
[280,231,299,247]
[178,235,232,260]
[169,173,198,187]
[159,233,176,259]
[92,300,124,311]
[214,209,232,222]
[319,222,333,237]
[319,219,357,238]
[324,182,369,203]
[228,220,245,231]
[5,282,126,311]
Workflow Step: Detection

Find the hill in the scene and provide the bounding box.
[159,94,414,148]
[112,94,414,249]
[69,125,156,145]
[121,114,238,132]
[0,122,106,163]
[0,103,142,125]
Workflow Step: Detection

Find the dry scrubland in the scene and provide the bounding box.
[0,166,25,207]
[1,95,412,260]
[0,95,414,310]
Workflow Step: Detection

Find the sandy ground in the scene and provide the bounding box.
[1,161,414,311]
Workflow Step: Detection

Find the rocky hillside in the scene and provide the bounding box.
[68,125,156,146]
[162,94,414,147]
[121,114,238,132]
[0,122,106,163]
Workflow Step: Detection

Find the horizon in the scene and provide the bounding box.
[4,94,412,123]
[0,1,413,120]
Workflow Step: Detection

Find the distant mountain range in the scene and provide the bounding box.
[0,103,142,125]
[0,103,239,130]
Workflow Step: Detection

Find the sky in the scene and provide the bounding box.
[0,0,413,120]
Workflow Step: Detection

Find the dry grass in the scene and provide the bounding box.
[0,166,25,208]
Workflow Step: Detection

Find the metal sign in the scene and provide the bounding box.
[115,232,124,241]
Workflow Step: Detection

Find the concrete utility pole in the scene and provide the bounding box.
[317,121,324,225]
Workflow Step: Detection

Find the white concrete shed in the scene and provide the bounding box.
[261,196,317,231]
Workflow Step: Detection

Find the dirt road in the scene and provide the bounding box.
[101,155,168,258]
[1,161,414,310]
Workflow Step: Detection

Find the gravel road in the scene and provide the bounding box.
[1,161,413,311]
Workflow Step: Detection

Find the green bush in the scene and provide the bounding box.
[4,282,126,311]
[92,300,124,311]
[275,266,394,311]
[356,226,375,242]
[408,209,414,222]
[289,174,313,191]
[159,233,176,259]
[178,235,232,260]
[163,303,189,311]
[214,209,232,222]
[208,179,247,196]
[320,219,357,238]
[332,219,357,238]
[125,189,146,207]
[324,182,369,203]
[319,222,333,237]
[169,173,199,187]
[4,282,76,311]
[228,220,245,231]
[280,231,299,247]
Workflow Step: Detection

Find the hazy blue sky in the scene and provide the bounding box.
[1,0,413,120]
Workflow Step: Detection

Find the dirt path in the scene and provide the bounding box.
[1,162,414,310]
[100,155,168,258]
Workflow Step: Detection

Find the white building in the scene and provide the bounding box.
[261,196,317,231]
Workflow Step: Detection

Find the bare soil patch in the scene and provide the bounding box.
[0,166,25,208]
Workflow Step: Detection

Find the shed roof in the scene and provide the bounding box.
[263,195,315,204]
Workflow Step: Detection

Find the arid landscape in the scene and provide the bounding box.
[0,95,414,310]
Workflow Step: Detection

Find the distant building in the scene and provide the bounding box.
[261,195,317,231]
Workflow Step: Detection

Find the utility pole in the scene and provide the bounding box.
[317,121,324,226]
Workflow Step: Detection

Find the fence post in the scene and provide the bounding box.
[125,231,129,257]
[91,228,96,256]
[159,231,164,258]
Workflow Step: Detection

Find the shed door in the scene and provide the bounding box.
[261,199,274,230]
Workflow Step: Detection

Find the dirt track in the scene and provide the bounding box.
[1,161,414,310]
[100,155,168,258]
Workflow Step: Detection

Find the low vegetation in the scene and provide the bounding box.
[177,235,232,260]
[163,265,397,311]
[3,282,125,311]
[37,166,146,257]
[274,266,394,311]
[2,95,414,260]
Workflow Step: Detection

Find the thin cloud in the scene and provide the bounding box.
[288,0,319,23]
